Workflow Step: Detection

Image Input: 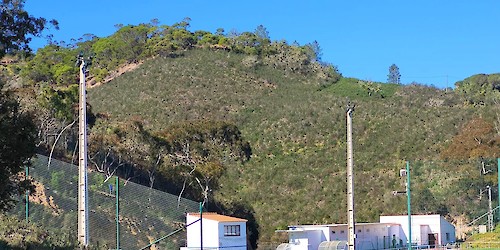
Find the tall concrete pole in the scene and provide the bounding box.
[407,161,412,250]
[488,185,493,232]
[346,105,355,250]
[78,55,89,247]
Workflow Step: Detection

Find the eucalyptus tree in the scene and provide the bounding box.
[0,0,58,57]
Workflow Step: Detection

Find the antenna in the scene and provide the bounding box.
[77,53,91,247]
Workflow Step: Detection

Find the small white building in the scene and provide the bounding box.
[380,214,456,247]
[277,222,397,250]
[182,212,247,250]
[277,214,456,250]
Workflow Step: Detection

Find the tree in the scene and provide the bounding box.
[0,0,56,211]
[0,0,58,57]
[441,118,499,160]
[254,24,270,41]
[387,63,401,84]
[0,82,37,211]
[304,40,322,62]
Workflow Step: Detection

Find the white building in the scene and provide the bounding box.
[380,214,456,247]
[277,214,455,250]
[182,212,247,250]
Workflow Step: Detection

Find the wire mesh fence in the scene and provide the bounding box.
[10,154,199,250]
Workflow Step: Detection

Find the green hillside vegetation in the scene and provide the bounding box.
[455,73,500,105]
[2,18,500,248]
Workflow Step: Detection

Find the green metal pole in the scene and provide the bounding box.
[116,176,119,250]
[200,202,203,250]
[498,158,499,224]
[407,161,412,250]
[25,166,29,223]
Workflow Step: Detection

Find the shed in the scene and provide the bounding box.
[181,212,247,250]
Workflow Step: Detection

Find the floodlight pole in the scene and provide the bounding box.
[346,105,355,250]
[78,55,89,247]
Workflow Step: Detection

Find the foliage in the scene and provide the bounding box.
[0,82,37,211]
[37,84,79,121]
[387,63,401,84]
[325,77,400,99]
[92,24,151,81]
[0,214,78,249]
[0,0,58,57]
[20,19,341,88]
[89,118,251,201]
[441,118,500,159]
[304,40,322,62]
[86,48,498,243]
[21,45,78,85]
[455,73,500,105]
[11,18,500,246]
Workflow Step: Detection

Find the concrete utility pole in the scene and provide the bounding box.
[406,161,412,250]
[346,104,355,250]
[77,54,90,247]
[488,185,493,232]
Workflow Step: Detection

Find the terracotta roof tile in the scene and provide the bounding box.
[188,212,247,222]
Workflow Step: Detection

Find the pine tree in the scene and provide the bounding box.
[387,64,401,84]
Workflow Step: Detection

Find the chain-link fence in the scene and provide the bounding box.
[11,154,199,250]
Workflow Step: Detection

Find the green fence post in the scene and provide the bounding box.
[25,166,29,223]
[116,176,120,250]
[200,202,203,250]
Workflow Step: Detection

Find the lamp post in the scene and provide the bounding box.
[393,161,411,250]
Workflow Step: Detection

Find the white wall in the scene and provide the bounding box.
[288,230,310,250]
[185,214,247,250]
[289,224,395,250]
[440,216,456,245]
[283,216,456,250]
[186,214,220,248]
[218,222,247,249]
[380,214,456,247]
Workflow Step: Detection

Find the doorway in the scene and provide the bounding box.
[428,233,438,246]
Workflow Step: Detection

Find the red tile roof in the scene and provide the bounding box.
[188,212,247,222]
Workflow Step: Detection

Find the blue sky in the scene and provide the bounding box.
[25,1,500,88]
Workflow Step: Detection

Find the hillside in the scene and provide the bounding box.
[87,48,499,244]
[2,20,499,248]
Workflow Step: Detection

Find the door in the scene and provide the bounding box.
[428,233,438,246]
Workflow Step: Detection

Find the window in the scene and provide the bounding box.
[446,233,450,241]
[224,225,241,236]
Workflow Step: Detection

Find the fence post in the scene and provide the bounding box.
[25,166,29,223]
[116,176,120,250]
[200,202,203,250]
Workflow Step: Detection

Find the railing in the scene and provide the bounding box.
[461,242,500,249]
